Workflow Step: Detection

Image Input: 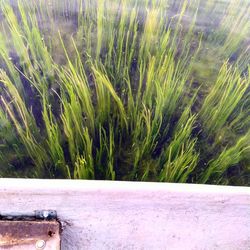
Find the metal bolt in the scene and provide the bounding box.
[43,211,49,218]
[36,240,46,249]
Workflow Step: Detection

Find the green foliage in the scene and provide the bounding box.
[159,113,199,183]
[0,0,249,185]
[200,130,250,184]
[199,62,249,136]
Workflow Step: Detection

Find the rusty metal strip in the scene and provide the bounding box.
[0,220,60,249]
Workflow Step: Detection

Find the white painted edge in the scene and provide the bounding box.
[0,178,249,195]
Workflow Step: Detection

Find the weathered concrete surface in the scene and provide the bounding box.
[0,179,249,250]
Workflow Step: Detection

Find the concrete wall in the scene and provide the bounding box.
[0,179,249,250]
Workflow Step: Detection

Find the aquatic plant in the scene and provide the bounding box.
[0,0,249,185]
[199,62,249,137]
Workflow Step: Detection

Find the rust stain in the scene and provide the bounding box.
[0,221,60,249]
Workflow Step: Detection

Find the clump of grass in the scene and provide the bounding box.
[159,112,199,183]
[0,0,249,185]
[209,0,250,57]
[199,62,249,137]
[0,70,47,176]
[200,130,250,184]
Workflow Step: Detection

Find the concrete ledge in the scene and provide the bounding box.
[0,179,249,250]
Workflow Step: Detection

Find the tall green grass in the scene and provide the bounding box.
[0,0,249,185]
